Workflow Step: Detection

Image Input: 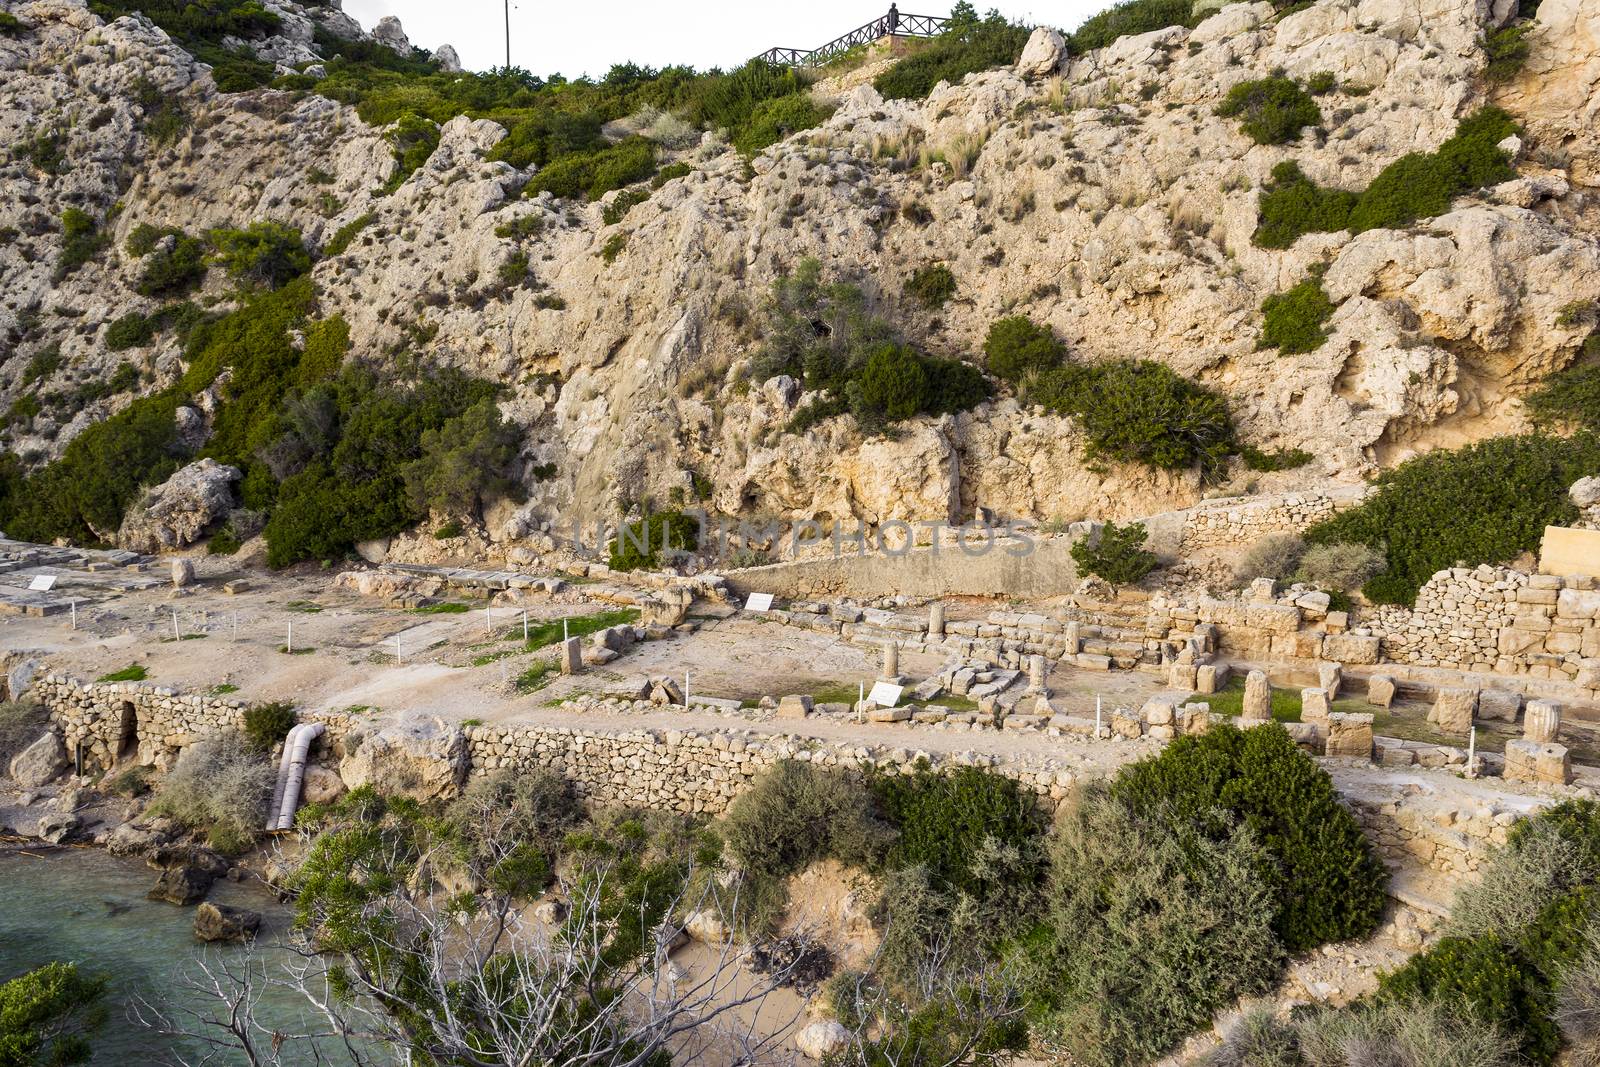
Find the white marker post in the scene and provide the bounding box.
[394,635,403,665]
[485,603,492,635]
[70,599,76,631]
[858,681,865,724]
[685,671,691,707]
[1467,726,1477,778]
[563,619,569,643]
[172,609,180,641]
[1095,694,1103,740]
[286,620,293,654]
[523,609,529,643]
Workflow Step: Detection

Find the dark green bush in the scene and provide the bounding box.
[1215,77,1321,145]
[1255,109,1518,248]
[731,92,830,155]
[402,396,521,519]
[651,162,692,188]
[1071,520,1158,585]
[1484,24,1532,83]
[242,701,296,753]
[379,113,439,193]
[1303,432,1600,605]
[721,761,891,880]
[527,138,656,202]
[874,14,1031,101]
[1379,934,1558,1064]
[1111,723,1388,952]
[133,231,208,298]
[607,509,700,572]
[324,213,374,257]
[207,221,311,288]
[871,764,1044,901]
[105,313,155,351]
[1259,273,1335,353]
[1069,0,1194,52]
[56,208,108,282]
[1035,360,1236,478]
[0,11,26,35]
[984,315,1065,382]
[1526,360,1600,430]
[601,188,650,225]
[906,264,957,309]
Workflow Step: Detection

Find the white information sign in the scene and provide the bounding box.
[867,681,904,708]
[745,592,774,612]
[28,574,57,592]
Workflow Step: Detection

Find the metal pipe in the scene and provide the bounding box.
[269,723,326,831]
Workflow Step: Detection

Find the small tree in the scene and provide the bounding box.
[983,316,1063,383]
[207,222,310,288]
[402,397,522,520]
[1070,520,1157,585]
[0,962,106,1066]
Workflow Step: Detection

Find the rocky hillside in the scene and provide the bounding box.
[1,0,1598,563]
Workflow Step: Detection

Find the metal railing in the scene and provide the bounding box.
[756,8,950,68]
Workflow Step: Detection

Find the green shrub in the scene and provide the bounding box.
[1303,432,1600,605]
[1379,934,1559,1064]
[1235,533,1305,584]
[528,137,656,201]
[607,509,699,572]
[0,962,106,1067]
[1071,520,1158,585]
[380,113,439,193]
[598,232,627,263]
[105,313,155,351]
[56,208,108,282]
[1276,1000,1519,1067]
[906,264,957,309]
[1526,361,1600,430]
[134,232,208,297]
[1260,273,1335,354]
[732,92,830,155]
[208,221,311,288]
[855,344,990,426]
[1030,787,1285,1067]
[1070,0,1194,52]
[1035,360,1236,478]
[601,188,650,225]
[1215,77,1321,145]
[870,764,1044,901]
[1111,723,1388,951]
[1306,71,1337,95]
[984,315,1065,382]
[519,608,640,650]
[874,14,1031,100]
[1555,928,1600,1061]
[433,520,463,539]
[1484,24,1532,83]
[1240,444,1313,471]
[1255,109,1517,248]
[242,701,296,753]
[650,162,692,188]
[0,11,26,35]
[323,213,374,257]
[402,396,521,519]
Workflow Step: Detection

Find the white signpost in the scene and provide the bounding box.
[745,592,774,613]
[28,574,56,592]
[867,681,904,709]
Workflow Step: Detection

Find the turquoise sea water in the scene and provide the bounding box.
[0,847,367,1065]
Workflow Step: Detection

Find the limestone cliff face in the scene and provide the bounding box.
[2,0,1598,546]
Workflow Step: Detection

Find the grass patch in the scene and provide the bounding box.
[411,601,471,615]
[96,664,147,683]
[210,684,240,695]
[285,600,323,613]
[278,645,317,655]
[517,608,640,650]
[514,659,559,693]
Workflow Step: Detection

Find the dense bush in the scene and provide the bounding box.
[126,224,209,297]
[607,509,700,572]
[445,768,583,890]
[1526,360,1600,430]
[56,207,107,282]
[1484,24,1532,83]
[1255,109,1518,248]
[1235,533,1305,584]
[731,93,831,155]
[527,137,656,201]
[854,344,990,426]
[1259,273,1334,353]
[1111,723,1388,951]
[402,397,522,519]
[1294,541,1384,592]
[323,213,374,257]
[242,701,296,753]
[207,222,310,288]
[1071,520,1158,585]
[0,11,26,35]
[983,315,1065,383]
[906,264,957,309]
[0,962,106,1067]
[1240,444,1313,471]
[721,761,890,880]
[1380,934,1559,1064]
[147,733,275,854]
[1034,359,1236,478]
[1206,999,1518,1067]
[1029,787,1285,1066]
[874,10,1031,101]
[105,312,155,351]
[1069,0,1194,52]
[380,113,439,193]
[1303,432,1600,605]
[1215,77,1321,145]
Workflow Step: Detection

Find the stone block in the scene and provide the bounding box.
[867,705,911,723]
[1431,688,1477,734]
[1476,689,1521,724]
[1301,687,1331,724]
[776,694,814,719]
[558,636,582,675]
[1168,663,1198,691]
[1075,653,1112,671]
[1322,633,1380,665]
[1524,700,1562,743]
[1325,712,1374,759]
[1504,738,1572,785]
[1196,663,1226,694]
[1317,662,1343,699]
[1368,675,1397,709]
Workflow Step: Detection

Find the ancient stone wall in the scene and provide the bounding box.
[1175,488,1367,552]
[1376,567,1600,694]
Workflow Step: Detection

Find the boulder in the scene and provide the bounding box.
[193,902,261,942]
[36,811,79,844]
[432,43,463,72]
[339,713,468,802]
[1368,675,1397,709]
[684,908,728,943]
[105,819,177,857]
[1477,689,1522,724]
[796,1021,852,1060]
[777,694,814,719]
[9,730,68,787]
[1016,26,1067,79]
[301,764,345,805]
[117,458,241,553]
[371,14,411,54]
[1431,688,1477,734]
[171,558,195,588]
[1573,476,1600,509]
[146,846,229,904]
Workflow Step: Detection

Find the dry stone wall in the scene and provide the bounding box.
[1176,489,1367,552]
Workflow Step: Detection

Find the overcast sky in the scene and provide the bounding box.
[342,1,1105,78]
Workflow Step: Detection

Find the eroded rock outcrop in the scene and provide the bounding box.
[118,459,241,553]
